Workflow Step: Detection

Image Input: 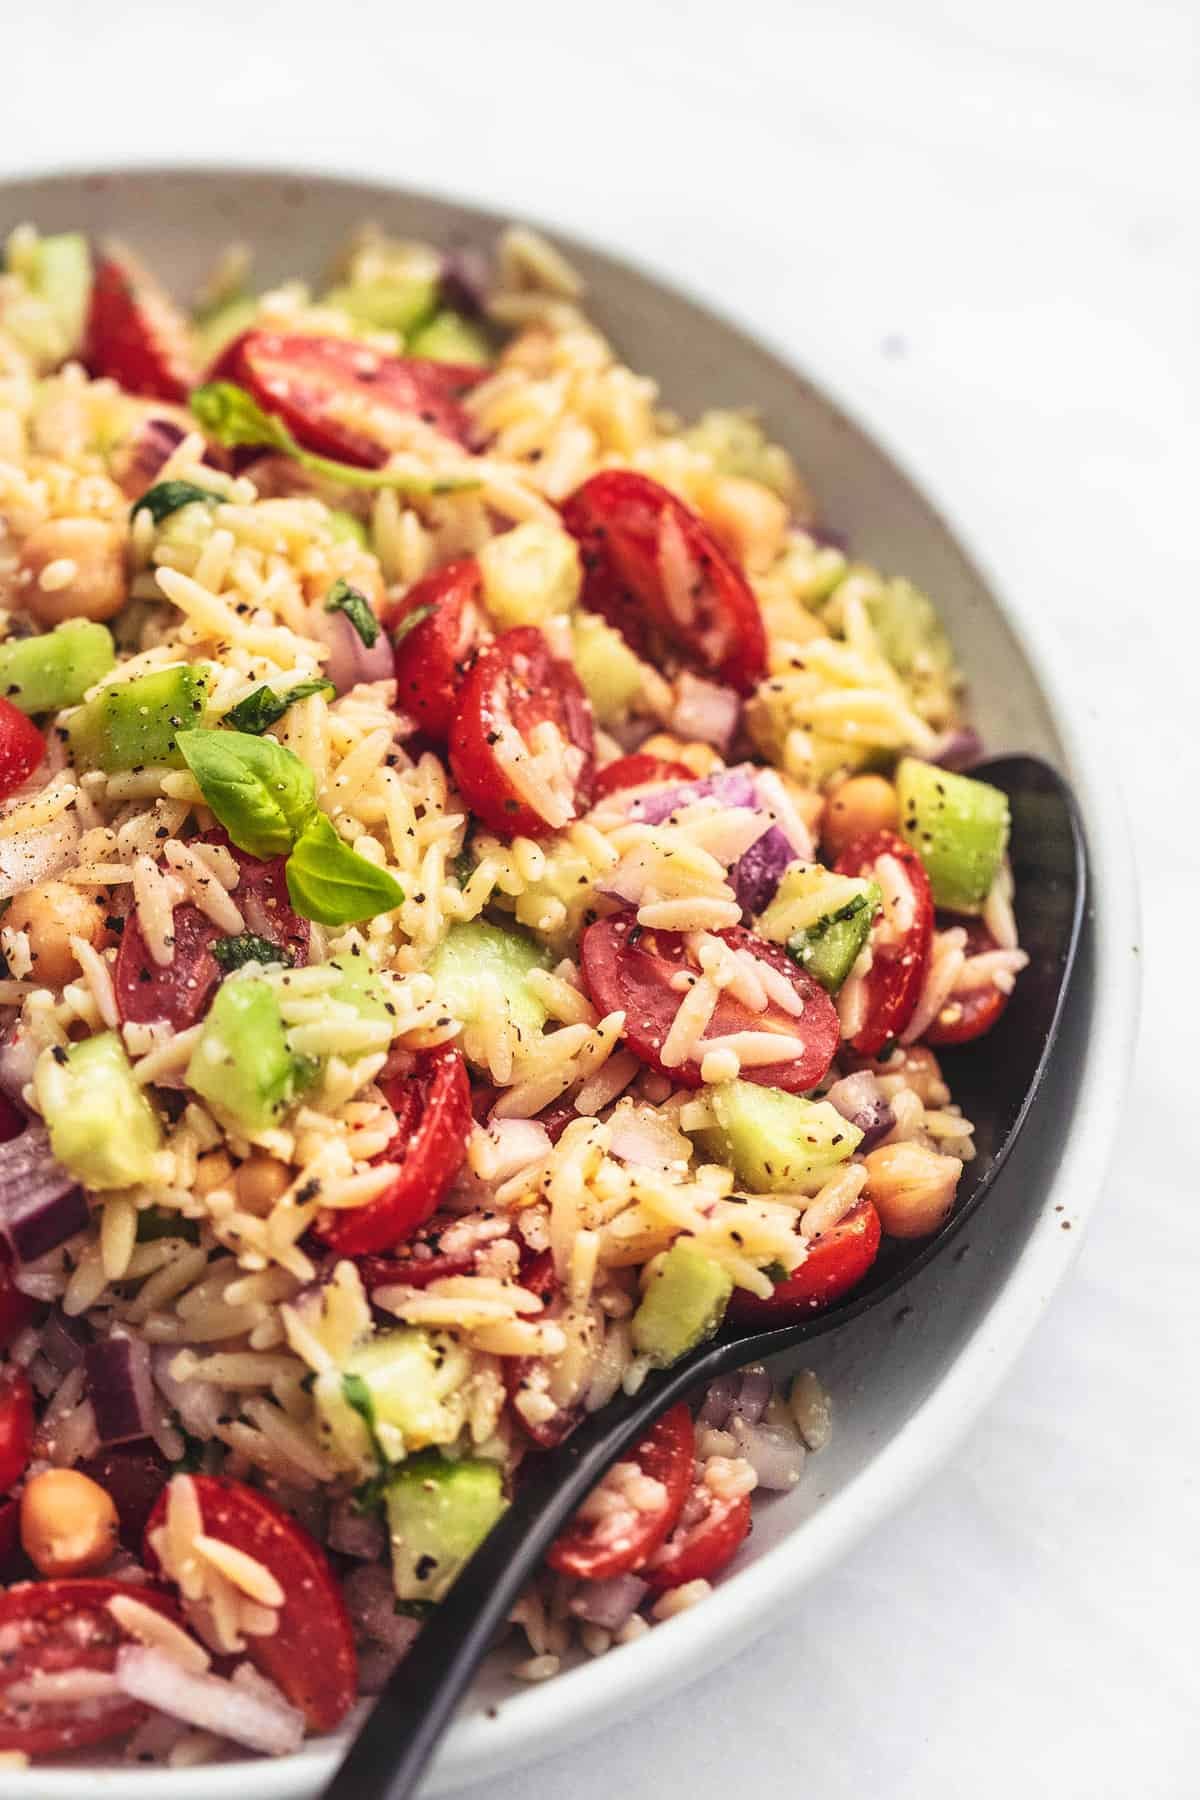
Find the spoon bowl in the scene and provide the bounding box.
[323,751,1087,1800]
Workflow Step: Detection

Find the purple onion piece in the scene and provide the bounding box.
[928,727,985,772]
[728,1365,771,1427]
[825,1071,896,1153]
[629,767,758,826]
[118,417,188,499]
[87,1333,157,1446]
[698,1372,739,1430]
[439,245,492,318]
[629,767,802,917]
[0,1124,89,1262]
[730,824,795,917]
[343,1564,422,1653]
[327,1496,387,1562]
[310,603,395,695]
[42,1308,89,1373]
[669,674,740,753]
[568,1573,649,1632]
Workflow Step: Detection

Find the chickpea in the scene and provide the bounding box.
[640,732,724,777]
[863,1141,963,1239]
[193,1149,235,1196]
[235,1154,292,1212]
[822,774,898,859]
[4,882,107,988]
[17,518,127,626]
[20,1468,119,1576]
[701,474,790,574]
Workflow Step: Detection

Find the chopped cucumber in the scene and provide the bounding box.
[36,1031,162,1190]
[756,864,876,944]
[407,310,491,366]
[428,920,551,1068]
[688,1080,862,1193]
[477,522,581,630]
[864,578,955,685]
[313,1328,472,1470]
[0,620,115,715]
[327,509,368,548]
[18,232,92,356]
[325,953,393,1030]
[571,611,645,726]
[632,1243,733,1366]
[323,275,438,337]
[186,978,305,1134]
[897,756,1010,912]
[788,881,881,994]
[67,662,211,772]
[384,1452,507,1603]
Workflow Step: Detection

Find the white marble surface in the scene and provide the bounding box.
[4,1,1198,1793]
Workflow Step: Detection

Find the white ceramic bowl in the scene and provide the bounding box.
[0,167,1138,1800]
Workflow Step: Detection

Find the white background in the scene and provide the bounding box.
[4,2,1199,1795]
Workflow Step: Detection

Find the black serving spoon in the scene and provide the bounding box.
[322,753,1085,1800]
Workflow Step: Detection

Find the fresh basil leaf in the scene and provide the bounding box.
[392,602,433,647]
[211,932,294,973]
[130,480,224,526]
[285,812,405,926]
[176,727,316,858]
[325,579,380,649]
[190,380,481,497]
[223,678,334,736]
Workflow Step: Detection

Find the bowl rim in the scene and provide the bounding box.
[0,160,1141,1799]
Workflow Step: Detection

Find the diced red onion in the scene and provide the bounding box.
[87,1333,157,1446]
[928,727,985,772]
[728,1365,771,1427]
[439,246,492,317]
[630,768,756,826]
[42,1308,88,1373]
[114,1647,306,1756]
[568,1573,649,1631]
[631,767,800,916]
[698,1373,739,1430]
[115,416,189,499]
[730,824,795,916]
[327,1497,387,1561]
[343,1563,422,1653]
[729,1416,806,1490]
[309,602,395,695]
[825,1071,896,1153]
[357,1642,411,1695]
[150,1345,227,1440]
[0,1125,89,1263]
[668,673,740,753]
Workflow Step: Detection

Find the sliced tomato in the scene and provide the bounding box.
[0,698,44,802]
[835,830,934,1057]
[924,918,1010,1046]
[0,1367,34,1493]
[641,1485,752,1592]
[76,1446,170,1550]
[728,1198,882,1323]
[580,913,840,1092]
[214,331,482,465]
[592,753,694,802]
[145,1474,356,1731]
[503,1251,580,1450]
[449,625,596,839]
[114,841,308,1030]
[0,1578,185,1755]
[547,1402,695,1581]
[390,557,486,739]
[561,470,767,695]
[357,1247,476,1295]
[313,1045,471,1254]
[84,250,197,403]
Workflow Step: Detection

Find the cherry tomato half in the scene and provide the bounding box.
[449,625,595,839]
[115,840,308,1030]
[641,1485,752,1592]
[924,918,1010,1046]
[0,1366,34,1494]
[547,1402,695,1581]
[145,1474,356,1731]
[561,470,767,695]
[214,331,481,465]
[592,753,695,802]
[0,698,44,802]
[580,913,840,1092]
[835,830,934,1057]
[313,1045,471,1255]
[390,557,486,740]
[84,251,197,403]
[728,1198,882,1323]
[0,1579,185,1755]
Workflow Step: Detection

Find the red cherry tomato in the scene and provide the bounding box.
[0,1367,34,1493]
[547,1402,695,1581]
[641,1485,752,1592]
[924,918,1010,1046]
[76,1445,170,1550]
[0,1497,19,1576]
[449,626,596,839]
[390,557,486,740]
[561,470,767,695]
[0,1579,187,1755]
[145,1475,356,1731]
[313,1045,471,1255]
[115,841,308,1029]
[580,913,840,1092]
[592,753,695,802]
[213,331,482,465]
[357,1247,476,1295]
[835,830,934,1057]
[0,698,44,802]
[85,251,197,403]
[503,1251,580,1450]
[728,1198,882,1323]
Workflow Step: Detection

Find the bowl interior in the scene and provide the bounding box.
[0,167,1113,1799]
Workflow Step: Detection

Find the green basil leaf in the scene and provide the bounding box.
[211,932,294,973]
[223,678,334,736]
[176,727,316,858]
[189,380,481,498]
[285,812,405,926]
[392,601,433,647]
[130,480,224,526]
[325,579,380,649]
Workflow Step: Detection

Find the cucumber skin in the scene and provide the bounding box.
[384,1452,507,1603]
[186,978,299,1133]
[44,1031,162,1189]
[897,757,1009,912]
[632,1243,733,1367]
[67,662,211,772]
[0,620,115,715]
[790,882,880,993]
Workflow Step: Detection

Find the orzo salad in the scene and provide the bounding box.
[0,220,1026,1766]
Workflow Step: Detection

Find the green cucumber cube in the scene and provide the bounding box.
[38,1031,162,1190]
[689,1080,862,1193]
[897,756,1010,912]
[428,920,551,1068]
[186,978,301,1134]
[314,1328,472,1471]
[632,1243,733,1366]
[0,620,116,715]
[67,662,210,772]
[407,310,491,366]
[384,1451,507,1603]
